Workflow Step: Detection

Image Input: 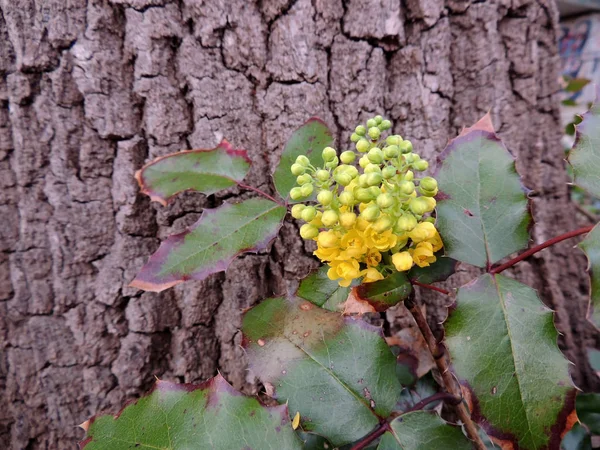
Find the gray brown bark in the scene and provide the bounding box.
[0,0,597,448]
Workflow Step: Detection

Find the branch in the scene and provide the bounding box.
[412,280,450,296]
[349,421,390,450]
[237,183,285,206]
[490,225,594,274]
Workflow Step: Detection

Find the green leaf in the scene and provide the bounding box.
[445,274,576,449]
[565,78,591,93]
[436,114,531,267]
[395,374,439,413]
[569,87,600,197]
[242,297,402,446]
[273,118,334,201]
[408,253,457,285]
[376,412,472,450]
[561,423,592,450]
[296,265,351,312]
[354,272,412,311]
[578,223,600,329]
[296,431,332,450]
[80,374,302,450]
[577,393,600,435]
[588,348,600,372]
[562,99,578,107]
[135,140,251,205]
[131,198,286,292]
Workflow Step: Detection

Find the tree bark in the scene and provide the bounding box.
[0,0,597,448]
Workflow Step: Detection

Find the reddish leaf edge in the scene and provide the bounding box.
[135,139,251,206]
[78,373,292,449]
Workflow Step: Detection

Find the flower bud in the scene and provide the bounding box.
[383,146,399,159]
[368,127,381,140]
[300,184,314,197]
[297,174,312,185]
[358,174,370,188]
[420,177,437,191]
[291,163,305,176]
[359,155,370,168]
[290,187,303,200]
[355,125,367,136]
[399,140,413,154]
[322,147,337,162]
[376,193,394,209]
[355,188,373,202]
[317,190,333,206]
[404,170,414,181]
[399,180,415,195]
[366,118,377,128]
[356,138,370,153]
[392,251,413,271]
[419,186,438,197]
[315,169,330,182]
[340,151,356,164]
[367,148,384,164]
[311,211,323,227]
[379,119,392,130]
[361,204,380,222]
[409,197,429,215]
[413,160,429,171]
[395,214,417,232]
[422,196,436,212]
[368,186,381,198]
[364,164,381,174]
[325,157,339,169]
[296,155,310,166]
[301,206,317,221]
[382,166,397,179]
[321,210,339,227]
[350,133,361,143]
[334,172,353,186]
[339,212,357,229]
[373,215,393,232]
[366,173,383,187]
[291,204,305,219]
[342,165,358,178]
[300,223,319,239]
[339,191,355,205]
[375,115,383,123]
[317,230,338,248]
[386,135,402,146]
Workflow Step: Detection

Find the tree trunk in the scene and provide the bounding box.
[1,0,597,448]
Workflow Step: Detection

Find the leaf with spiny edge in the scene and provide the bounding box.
[577,223,600,329]
[80,374,302,450]
[131,198,286,292]
[353,272,413,312]
[408,252,458,285]
[135,139,251,205]
[241,297,403,446]
[445,274,576,450]
[435,114,531,268]
[296,265,352,312]
[273,118,334,202]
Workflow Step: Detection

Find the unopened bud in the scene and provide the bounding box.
[322,147,337,162]
[366,118,377,128]
[368,186,381,198]
[325,157,339,169]
[300,184,314,197]
[399,180,415,195]
[340,151,356,164]
[419,186,438,197]
[413,160,429,171]
[290,187,303,200]
[356,138,370,153]
[404,170,414,182]
[350,133,361,143]
[355,188,373,202]
[379,119,392,130]
[317,230,338,248]
[355,125,367,136]
[373,215,393,232]
[364,164,381,174]
[396,214,418,232]
[374,115,383,124]
[359,155,370,168]
[367,148,384,164]
[321,210,339,227]
[361,204,380,222]
[315,169,330,182]
[297,174,312,185]
[339,191,355,205]
[300,223,319,239]
[291,204,305,219]
[358,174,370,188]
[382,166,397,179]
[420,177,437,191]
[301,206,317,222]
[339,212,357,229]
[366,173,383,187]
[291,163,305,176]
[383,146,399,159]
[386,135,402,146]
[334,172,353,186]
[409,197,429,215]
[317,190,333,206]
[399,140,413,154]
[368,127,381,140]
[377,193,394,209]
[296,155,310,166]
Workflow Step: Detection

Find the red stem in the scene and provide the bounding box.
[403,392,461,414]
[411,280,450,295]
[237,183,285,206]
[490,225,594,274]
[349,421,391,450]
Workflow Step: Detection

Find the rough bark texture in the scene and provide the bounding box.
[0,0,597,448]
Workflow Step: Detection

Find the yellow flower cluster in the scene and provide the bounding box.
[291,115,444,286]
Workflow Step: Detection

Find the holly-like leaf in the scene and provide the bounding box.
[135,140,251,205]
[354,272,413,311]
[131,198,286,292]
[80,374,302,450]
[561,423,592,450]
[445,274,576,449]
[578,223,600,329]
[564,78,591,93]
[296,431,332,450]
[395,374,439,413]
[569,86,600,197]
[376,411,472,449]
[242,297,402,446]
[436,114,530,268]
[296,265,351,312]
[408,253,457,285]
[273,118,334,201]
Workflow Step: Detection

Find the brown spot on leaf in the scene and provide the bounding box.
[299,302,314,311]
[464,209,474,217]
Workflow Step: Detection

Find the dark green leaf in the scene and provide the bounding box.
[578,223,600,329]
[131,198,285,292]
[395,374,439,413]
[242,297,402,446]
[273,118,334,201]
[562,99,578,107]
[569,87,600,197]
[296,431,332,450]
[577,393,600,435]
[445,274,576,449]
[436,114,531,267]
[354,272,412,311]
[565,78,591,93]
[296,265,351,312]
[561,423,592,450]
[136,140,251,205]
[408,253,457,285]
[81,374,302,450]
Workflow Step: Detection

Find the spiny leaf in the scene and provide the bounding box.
[376,411,472,449]
[135,140,251,205]
[274,118,334,202]
[445,274,576,450]
[131,198,286,292]
[395,374,439,413]
[242,297,402,446]
[80,374,302,450]
[408,252,457,285]
[296,265,351,312]
[436,114,531,268]
[354,272,412,311]
[577,223,600,329]
[568,86,600,197]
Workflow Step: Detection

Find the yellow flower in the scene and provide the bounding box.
[339,229,368,259]
[317,230,339,248]
[327,259,361,287]
[361,267,384,283]
[428,231,443,252]
[356,217,370,231]
[314,245,340,261]
[365,248,382,267]
[365,227,397,252]
[410,241,436,268]
[408,222,437,243]
[392,251,413,271]
[310,211,323,228]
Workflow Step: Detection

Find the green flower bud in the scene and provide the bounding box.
[425,217,436,224]
[368,186,381,198]
[321,210,338,227]
[364,164,381,174]
[297,174,312,185]
[366,118,377,128]
[344,165,358,178]
[366,173,383,187]
[373,215,393,232]
[339,211,357,229]
[382,166,397,179]
[367,148,384,164]
[395,214,417,232]
[291,163,305,176]
[317,190,333,206]
[359,155,370,168]
[374,115,383,124]
[409,197,429,215]
[358,174,370,188]
[334,172,352,186]
[386,135,402,146]
[355,125,367,136]
[325,156,339,169]
[291,204,305,219]
[419,186,438,197]
[296,155,310,166]
[301,206,317,221]
[339,191,355,205]
[350,133,361,143]
[377,193,394,209]
[315,169,330,182]
[413,160,429,171]
[355,188,374,202]
[420,177,437,191]
[383,145,399,159]
[300,184,314,197]
[290,187,303,200]
[379,119,392,130]
[399,140,413,154]
[404,170,414,181]
[340,150,356,164]
[368,127,381,140]
[404,153,417,164]
[300,223,319,239]
[399,180,415,195]
[356,138,370,153]
[361,204,380,222]
[322,147,337,162]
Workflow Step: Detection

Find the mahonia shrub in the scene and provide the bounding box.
[79,103,600,450]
